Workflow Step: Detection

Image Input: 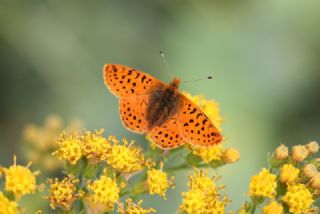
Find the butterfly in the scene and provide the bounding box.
[103,64,222,149]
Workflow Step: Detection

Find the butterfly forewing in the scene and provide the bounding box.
[149,115,185,149]
[119,96,150,133]
[178,95,222,147]
[104,64,163,98]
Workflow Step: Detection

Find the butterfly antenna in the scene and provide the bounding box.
[159,50,173,77]
[182,76,213,83]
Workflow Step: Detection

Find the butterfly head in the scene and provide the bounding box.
[169,78,181,90]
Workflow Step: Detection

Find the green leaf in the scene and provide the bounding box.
[65,159,84,176]
[82,161,101,179]
[186,152,202,166]
[209,160,224,168]
[131,181,147,195]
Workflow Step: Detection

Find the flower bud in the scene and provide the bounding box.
[275,145,288,160]
[280,164,299,184]
[291,145,308,162]
[305,141,319,154]
[45,115,63,130]
[222,148,240,164]
[303,164,318,178]
[309,173,320,190]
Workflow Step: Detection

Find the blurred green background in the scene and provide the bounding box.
[1,0,320,213]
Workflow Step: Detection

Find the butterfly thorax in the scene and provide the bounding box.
[146,78,182,130]
[169,78,181,89]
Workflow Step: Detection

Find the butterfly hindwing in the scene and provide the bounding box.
[104,64,163,98]
[178,95,222,147]
[149,115,185,149]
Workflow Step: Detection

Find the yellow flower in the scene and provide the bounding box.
[180,189,207,214]
[282,183,313,214]
[249,168,277,198]
[147,163,174,199]
[47,175,81,210]
[86,175,119,212]
[118,198,156,214]
[274,144,288,160]
[0,156,39,200]
[180,169,229,214]
[0,191,18,214]
[291,145,309,162]
[222,148,240,164]
[107,138,145,173]
[206,196,229,214]
[279,164,299,184]
[188,169,218,196]
[81,129,111,164]
[263,200,283,214]
[189,145,223,163]
[53,132,83,165]
[183,92,223,131]
[180,190,228,214]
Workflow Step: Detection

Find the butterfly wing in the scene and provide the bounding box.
[178,95,222,147]
[104,64,163,98]
[119,95,150,133]
[149,115,185,149]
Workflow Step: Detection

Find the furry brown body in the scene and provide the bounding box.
[146,78,182,130]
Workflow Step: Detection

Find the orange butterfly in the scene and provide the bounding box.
[103,64,222,149]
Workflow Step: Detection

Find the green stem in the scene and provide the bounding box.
[166,163,209,171]
[250,204,256,214]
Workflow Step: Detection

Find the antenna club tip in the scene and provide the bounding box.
[208,76,213,79]
[159,50,164,54]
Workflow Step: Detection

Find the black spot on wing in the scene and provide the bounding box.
[141,75,146,83]
[190,108,197,114]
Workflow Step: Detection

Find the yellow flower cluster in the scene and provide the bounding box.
[53,129,111,165]
[180,169,229,214]
[0,156,39,200]
[282,184,313,213]
[244,141,320,213]
[0,155,42,214]
[0,192,18,214]
[53,132,83,165]
[81,130,111,164]
[47,175,83,210]
[273,142,320,194]
[23,115,83,172]
[86,175,120,212]
[53,131,146,174]
[249,168,277,198]
[190,144,223,163]
[107,138,145,173]
[279,164,299,184]
[263,201,283,214]
[147,163,175,199]
[118,198,156,214]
